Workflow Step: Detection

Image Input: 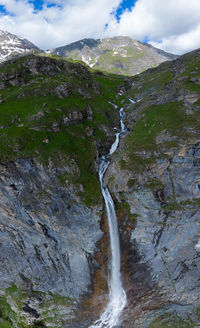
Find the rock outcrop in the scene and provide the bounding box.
[105,141,200,327]
[0,158,103,326]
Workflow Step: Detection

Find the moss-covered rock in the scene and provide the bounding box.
[0,286,77,328]
[0,53,128,205]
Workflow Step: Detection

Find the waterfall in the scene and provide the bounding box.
[89,107,127,328]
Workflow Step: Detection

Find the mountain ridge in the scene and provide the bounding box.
[0,30,40,62]
[48,36,178,76]
[0,31,179,76]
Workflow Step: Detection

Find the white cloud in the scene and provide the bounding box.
[150,24,200,55]
[0,0,121,49]
[0,0,200,54]
[106,0,200,54]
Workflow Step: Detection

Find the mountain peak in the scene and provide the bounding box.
[49,36,178,76]
[0,30,40,62]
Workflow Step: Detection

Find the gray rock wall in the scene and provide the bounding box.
[0,158,102,299]
[105,142,200,326]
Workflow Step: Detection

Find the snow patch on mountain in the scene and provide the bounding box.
[50,36,178,76]
[0,30,40,62]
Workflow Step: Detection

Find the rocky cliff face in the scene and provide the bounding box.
[0,158,102,325]
[0,54,127,327]
[0,30,40,62]
[105,142,200,327]
[104,48,200,327]
[49,36,178,76]
[0,49,199,328]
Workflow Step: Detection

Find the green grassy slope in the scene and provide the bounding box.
[121,48,200,173]
[0,54,127,205]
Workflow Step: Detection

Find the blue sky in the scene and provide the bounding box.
[29,0,62,11]
[29,0,44,11]
[0,5,6,14]
[6,0,138,19]
[116,0,137,20]
[0,0,199,54]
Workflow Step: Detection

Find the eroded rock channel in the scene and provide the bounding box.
[0,49,200,328]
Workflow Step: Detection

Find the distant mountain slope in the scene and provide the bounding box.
[0,30,40,62]
[49,36,178,76]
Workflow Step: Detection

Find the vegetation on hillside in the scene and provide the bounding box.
[121,49,200,174]
[0,54,127,205]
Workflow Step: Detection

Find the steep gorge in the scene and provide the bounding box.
[0,49,199,328]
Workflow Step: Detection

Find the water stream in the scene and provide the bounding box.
[89,106,128,328]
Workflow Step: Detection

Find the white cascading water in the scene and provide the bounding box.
[89,105,128,328]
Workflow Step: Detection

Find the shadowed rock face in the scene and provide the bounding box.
[0,158,102,296]
[0,158,103,326]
